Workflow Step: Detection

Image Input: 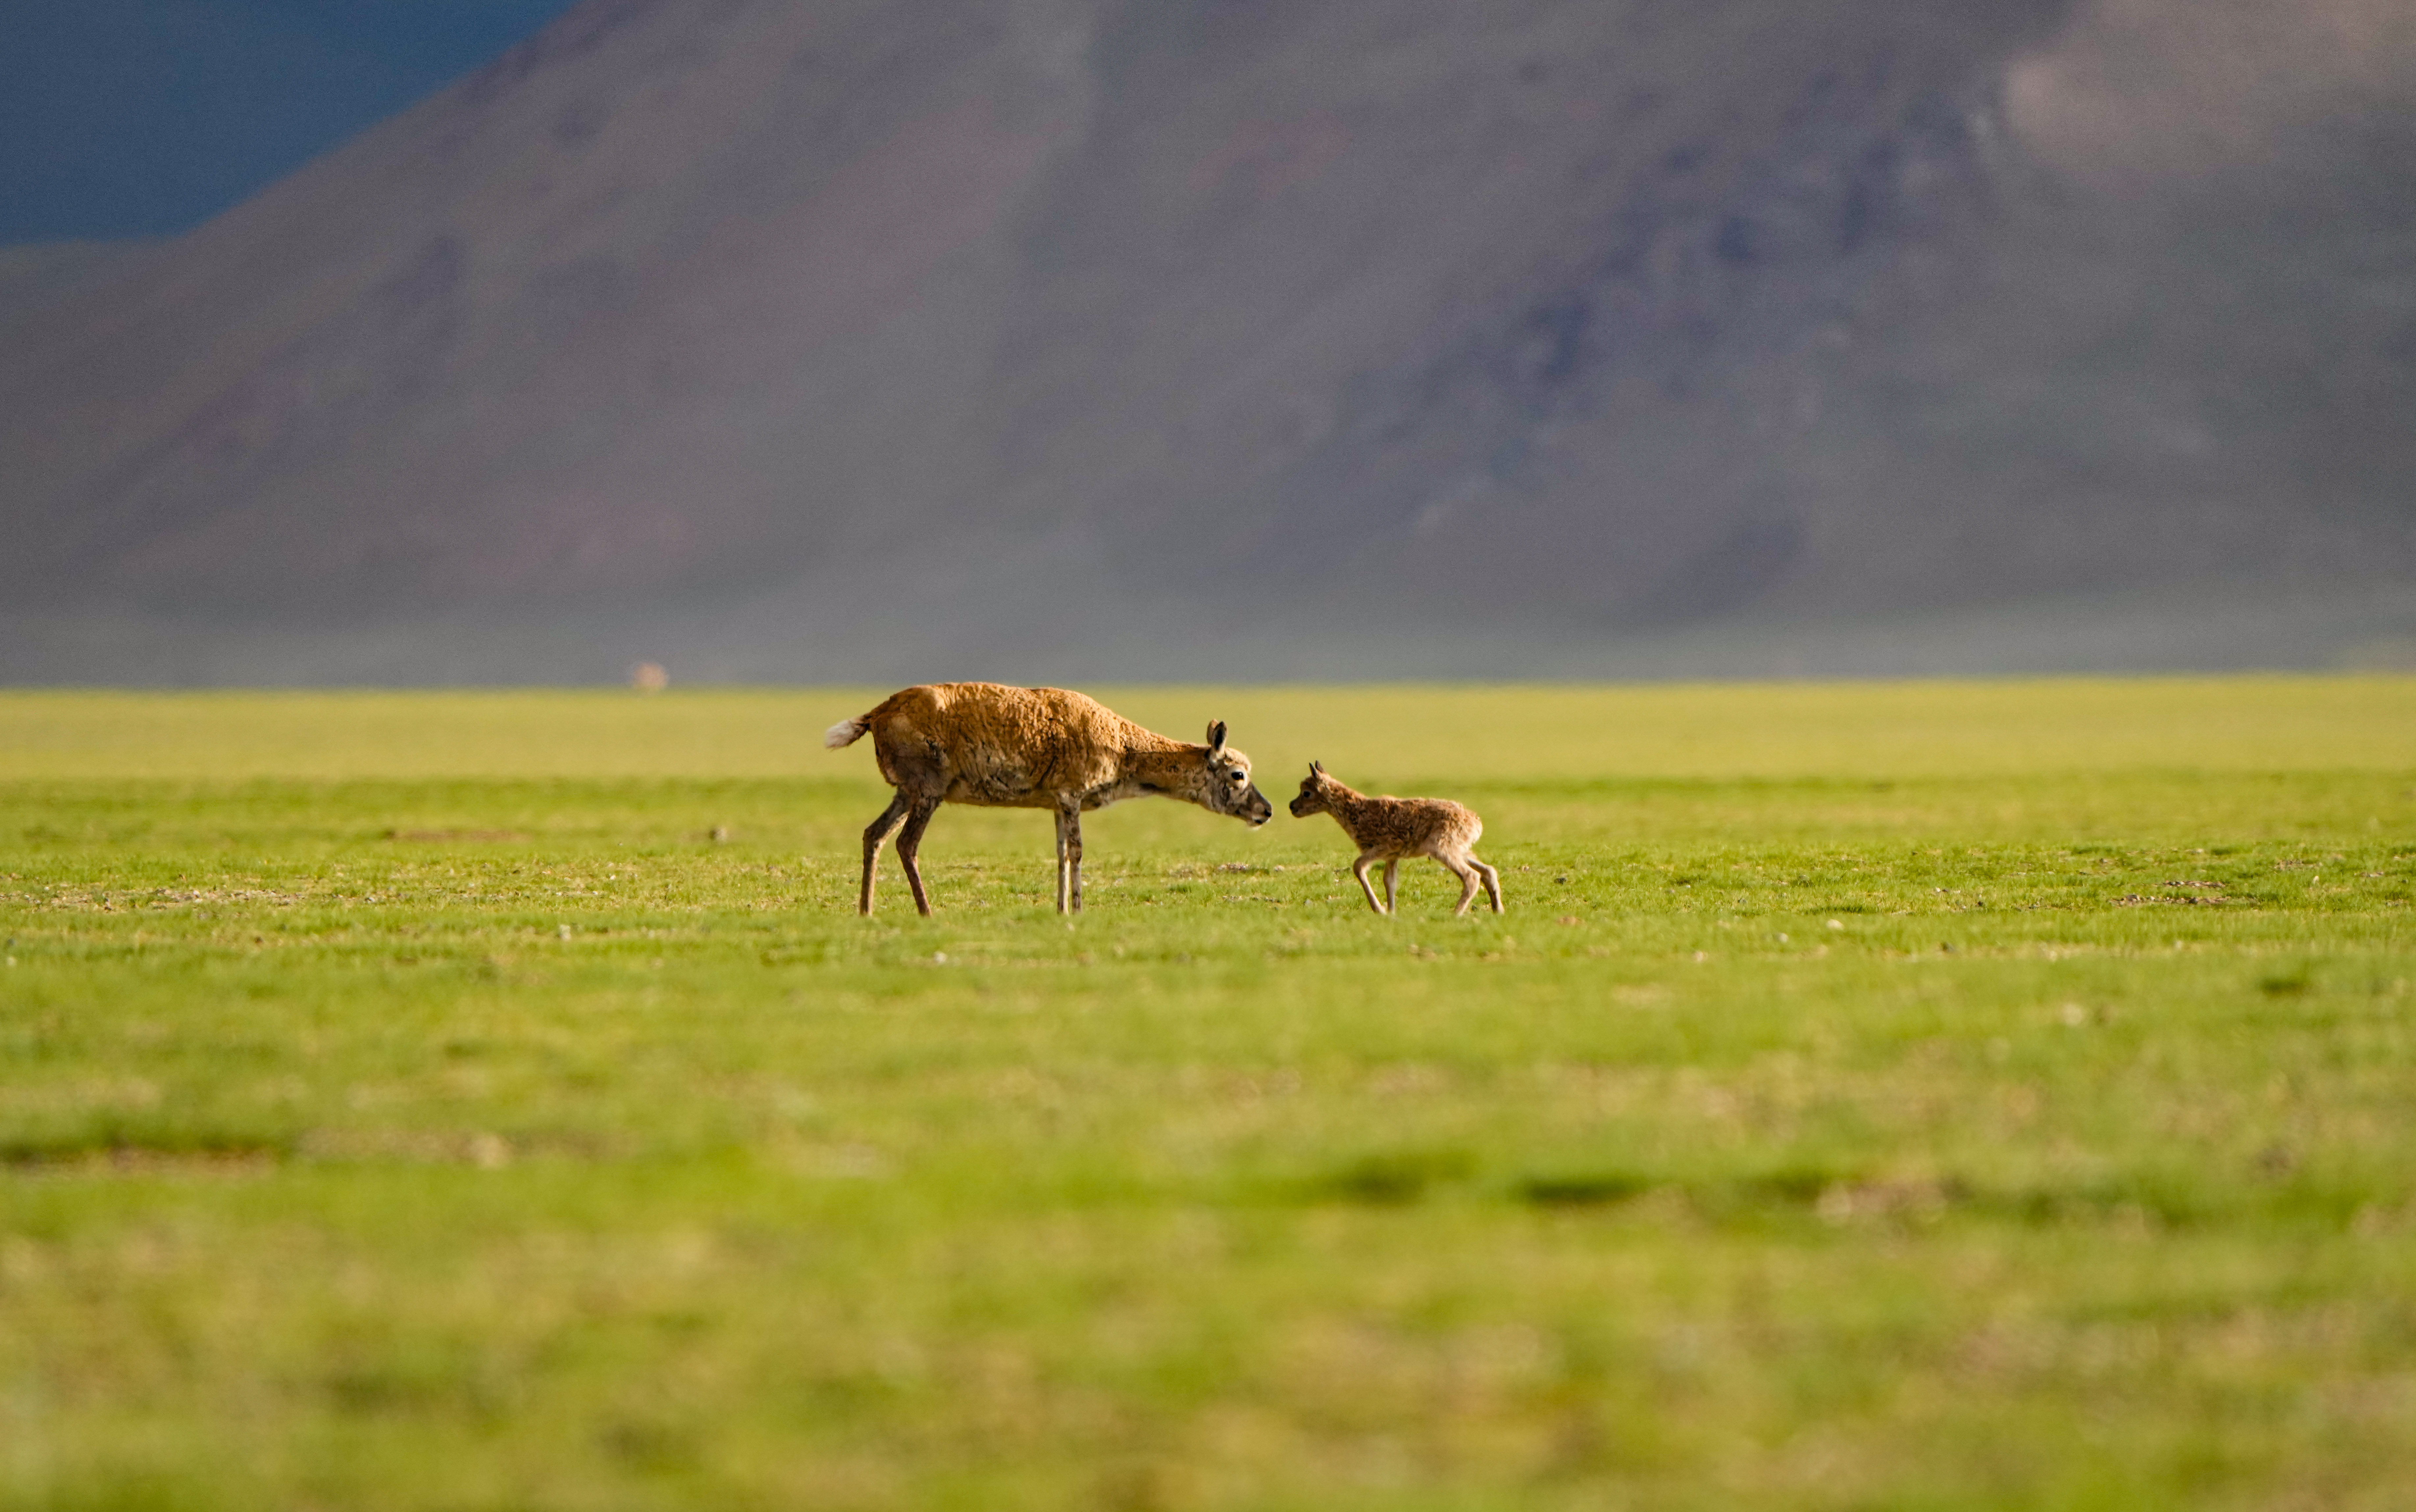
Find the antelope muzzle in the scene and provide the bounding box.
[1243,784,1274,826]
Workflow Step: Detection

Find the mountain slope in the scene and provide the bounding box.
[4,0,2413,681]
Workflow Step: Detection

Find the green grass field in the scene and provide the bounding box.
[3,679,2412,1511]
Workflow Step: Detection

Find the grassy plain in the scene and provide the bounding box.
[2,679,2412,1510]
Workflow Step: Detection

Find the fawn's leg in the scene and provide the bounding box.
[1473,856,1504,913]
[1442,854,1481,917]
[1382,858,1401,914]
[1352,852,1388,915]
[895,798,942,917]
[860,793,912,915]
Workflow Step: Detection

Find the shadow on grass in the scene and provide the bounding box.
[1286,1153,2387,1233]
[0,1118,293,1174]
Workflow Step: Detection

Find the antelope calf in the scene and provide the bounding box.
[1289,762,1503,917]
[825,682,1273,916]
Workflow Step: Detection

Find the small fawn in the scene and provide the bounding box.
[1289,763,1503,917]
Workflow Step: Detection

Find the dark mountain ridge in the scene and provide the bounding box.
[4,0,2413,682]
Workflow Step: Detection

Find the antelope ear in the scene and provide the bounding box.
[1206,720,1227,754]
[1309,760,1323,777]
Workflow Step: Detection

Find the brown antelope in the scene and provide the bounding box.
[825,682,1273,916]
[1289,762,1503,917]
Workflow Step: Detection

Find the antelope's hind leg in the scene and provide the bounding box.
[859,793,913,915]
[894,798,943,917]
[1382,858,1401,914]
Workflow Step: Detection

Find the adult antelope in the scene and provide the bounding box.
[825,682,1273,915]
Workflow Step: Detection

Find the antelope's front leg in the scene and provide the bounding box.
[1063,807,1092,913]
[1382,859,1401,914]
[1053,808,1072,914]
[1351,853,1388,916]
[1068,811,1087,908]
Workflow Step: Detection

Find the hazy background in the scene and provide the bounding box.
[3,0,2413,684]
[0,0,580,240]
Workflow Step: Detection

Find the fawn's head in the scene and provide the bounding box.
[1289,761,1341,819]
[1200,721,1273,826]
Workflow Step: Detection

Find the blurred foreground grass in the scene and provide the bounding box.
[2,679,2412,1510]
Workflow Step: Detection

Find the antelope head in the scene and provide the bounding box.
[1289,760,1339,819]
[1198,720,1273,826]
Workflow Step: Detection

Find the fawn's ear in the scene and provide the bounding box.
[1206,720,1228,754]
[1309,760,1323,777]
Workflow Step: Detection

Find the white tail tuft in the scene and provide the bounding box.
[824,715,870,749]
